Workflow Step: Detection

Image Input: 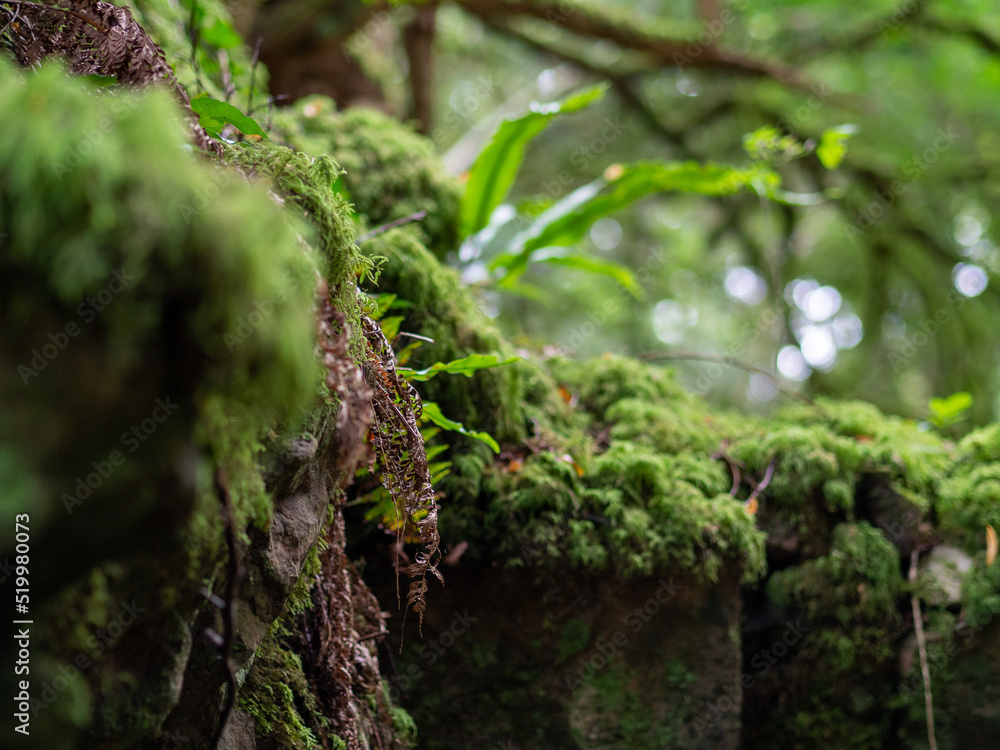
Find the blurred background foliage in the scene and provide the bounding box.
[225,0,1000,423]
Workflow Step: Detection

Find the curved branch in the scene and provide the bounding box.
[477,13,689,150]
[455,0,810,89]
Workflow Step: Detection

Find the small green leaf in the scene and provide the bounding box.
[928,391,973,428]
[816,124,860,169]
[421,402,500,452]
[742,125,804,163]
[459,83,608,240]
[190,95,268,139]
[399,353,519,382]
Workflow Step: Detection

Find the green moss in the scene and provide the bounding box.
[272,98,462,256]
[962,561,1000,625]
[748,523,905,749]
[938,424,1000,550]
[768,522,902,623]
[480,357,766,583]
[238,627,324,750]
[570,660,695,749]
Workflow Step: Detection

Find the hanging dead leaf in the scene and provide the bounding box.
[507,459,523,474]
[744,497,758,516]
[987,524,997,566]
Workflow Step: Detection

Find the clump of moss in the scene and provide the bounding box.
[238,627,325,750]
[938,424,1000,548]
[220,141,373,359]
[272,98,462,256]
[768,522,903,622]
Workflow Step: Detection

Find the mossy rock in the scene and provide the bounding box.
[372,565,742,750]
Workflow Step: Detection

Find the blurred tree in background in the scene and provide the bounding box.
[239,0,1000,423]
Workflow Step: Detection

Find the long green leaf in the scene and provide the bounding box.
[541,254,642,297]
[421,402,500,452]
[190,96,268,139]
[524,161,759,251]
[399,353,519,382]
[458,83,608,241]
[491,161,766,281]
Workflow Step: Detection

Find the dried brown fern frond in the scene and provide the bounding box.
[362,313,442,630]
[0,0,221,155]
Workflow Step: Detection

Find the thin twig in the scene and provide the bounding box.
[397,331,435,343]
[355,210,428,245]
[747,458,776,504]
[909,550,938,750]
[711,451,743,496]
[247,36,263,117]
[639,351,817,406]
